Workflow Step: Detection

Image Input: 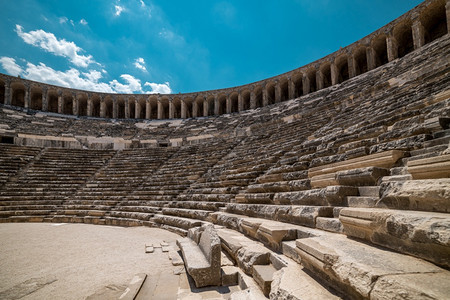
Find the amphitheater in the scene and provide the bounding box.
[1,0,449,299]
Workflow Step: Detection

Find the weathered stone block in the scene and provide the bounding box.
[335,167,389,186]
[274,186,358,206]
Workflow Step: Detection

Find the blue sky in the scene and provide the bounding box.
[0,0,423,94]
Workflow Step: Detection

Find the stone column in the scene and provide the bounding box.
[212,95,218,115]
[412,20,425,50]
[316,70,324,90]
[226,96,231,114]
[238,92,243,112]
[24,85,30,109]
[113,97,118,119]
[387,35,399,62]
[57,92,63,114]
[288,78,295,99]
[250,91,256,109]
[203,98,208,117]
[366,47,376,71]
[41,88,48,111]
[169,99,174,119]
[302,74,310,95]
[331,63,338,85]
[157,99,163,119]
[87,95,92,117]
[275,84,281,103]
[100,97,106,118]
[4,80,11,105]
[146,97,151,119]
[348,55,356,78]
[262,88,268,106]
[192,100,198,118]
[181,99,187,119]
[72,94,78,115]
[125,98,130,119]
[446,0,450,34]
[135,99,140,119]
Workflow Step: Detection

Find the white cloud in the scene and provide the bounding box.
[15,25,95,68]
[144,82,172,94]
[0,57,23,76]
[140,0,146,7]
[59,17,68,24]
[110,74,143,93]
[134,57,147,72]
[115,5,124,16]
[80,19,88,25]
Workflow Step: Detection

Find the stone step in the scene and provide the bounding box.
[295,233,450,299]
[315,217,343,233]
[161,207,212,221]
[252,264,277,297]
[357,186,380,197]
[423,135,450,148]
[407,154,450,179]
[273,186,358,206]
[151,214,203,230]
[380,174,413,182]
[347,196,379,208]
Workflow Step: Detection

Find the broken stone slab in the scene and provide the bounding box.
[339,207,450,268]
[308,150,404,178]
[221,266,239,286]
[252,264,277,297]
[407,154,450,179]
[176,224,221,287]
[335,167,390,186]
[378,178,450,213]
[168,250,184,266]
[274,186,358,206]
[295,234,447,299]
[145,244,154,253]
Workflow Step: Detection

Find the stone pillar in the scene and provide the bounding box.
[302,74,310,95]
[387,35,399,62]
[250,91,256,109]
[262,88,268,106]
[169,99,174,119]
[72,94,78,115]
[24,85,30,109]
[412,20,425,50]
[4,80,11,105]
[42,88,48,111]
[331,63,338,85]
[181,99,187,119]
[213,95,219,115]
[288,78,295,99]
[366,47,376,71]
[446,0,450,34]
[57,92,63,114]
[192,101,198,118]
[157,99,163,119]
[238,92,243,112]
[275,84,281,103]
[135,99,140,119]
[146,98,151,119]
[87,96,92,117]
[348,55,356,78]
[203,98,208,117]
[316,70,324,90]
[100,97,106,118]
[113,97,118,119]
[226,96,231,114]
[124,98,129,119]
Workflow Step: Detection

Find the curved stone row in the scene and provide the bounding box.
[0,0,448,121]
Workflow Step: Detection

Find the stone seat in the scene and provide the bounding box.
[273,185,358,206]
[407,154,450,179]
[161,207,212,221]
[339,207,450,269]
[152,214,203,230]
[177,224,221,287]
[295,233,450,299]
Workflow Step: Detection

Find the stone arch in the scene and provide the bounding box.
[183,97,193,118]
[279,78,289,102]
[0,78,5,104]
[306,69,317,93]
[77,93,88,116]
[117,97,126,119]
[30,86,43,110]
[63,93,74,115]
[194,96,204,117]
[320,62,332,89]
[253,86,263,108]
[149,96,158,119]
[91,95,101,117]
[229,92,239,113]
[292,72,303,98]
[420,0,447,44]
[10,81,25,107]
[335,54,349,84]
[206,95,215,116]
[159,96,170,119]
[371,34,389,68]
[47,89,58,113]
[216,94,226,115]
[129,97,136,119]
[137,97,146,119]
[241,89,251,111]
[353,46,368,76]
[103,96,113,118]
[266,82,276,105]
[393,20,414,58]
[172,97,181,118]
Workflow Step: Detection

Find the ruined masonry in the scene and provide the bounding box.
[1,0,450,299]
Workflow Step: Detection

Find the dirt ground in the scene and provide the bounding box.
[0,223,185,299]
